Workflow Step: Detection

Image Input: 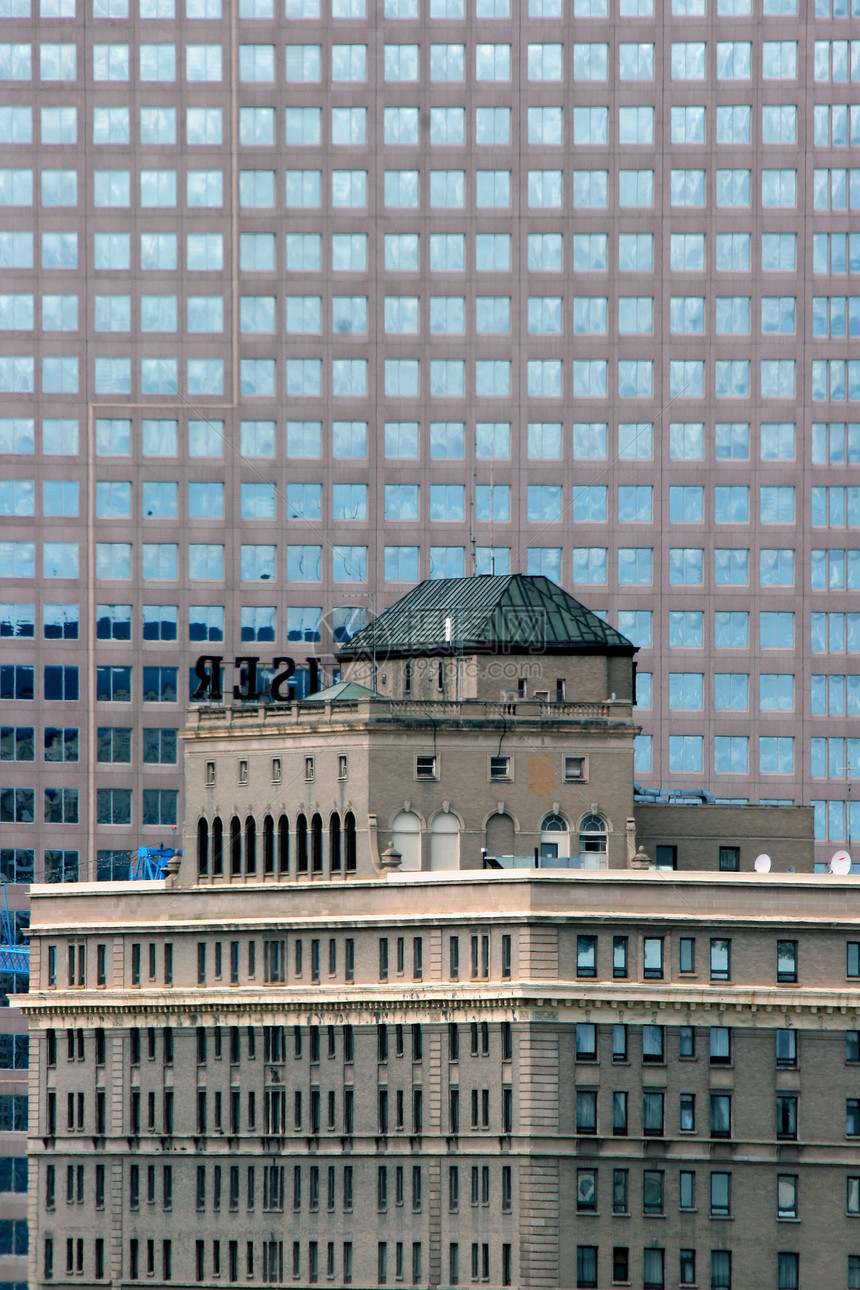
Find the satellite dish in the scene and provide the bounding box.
[754,853,772,873]
[831,850,852,875]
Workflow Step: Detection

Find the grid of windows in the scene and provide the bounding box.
[0,0,849,861]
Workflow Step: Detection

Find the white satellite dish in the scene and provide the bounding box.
[831,850,852,875]
[754,853,772,873]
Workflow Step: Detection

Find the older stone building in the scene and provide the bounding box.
[22,575,859,1290]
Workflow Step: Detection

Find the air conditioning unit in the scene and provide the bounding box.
[533,690,549,700]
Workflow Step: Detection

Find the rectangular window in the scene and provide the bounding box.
[576,935,596,978]
[575,1024,596,1061]
[643,1092,664,1137]
[612,1026,627,1062]
[643,938,663,979]
[711,1094,732,1138]
[776,1030,797,1067]
[710,939,730,981]
[642,1026,664,1064]
[679,938,695,974]
[777,940,798,982]
[778,1096,798,1140]
[575,1091,596,1134]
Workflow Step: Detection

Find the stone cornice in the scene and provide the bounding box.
[15,983,860,1028]
[22,1134,860,1166]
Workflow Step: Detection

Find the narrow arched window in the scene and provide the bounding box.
[329,814,341,872]
[245,816,257,875]
[230,816,241,875]
[344,812,357,872]
[278,815,289,874]
[212,817,223,877]
[197,815,208,877]
[296,814,308,873]
[263,815,275,875]
[197,818,209,876]
[311,813,323,873]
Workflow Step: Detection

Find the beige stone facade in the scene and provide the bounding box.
[18,869,860,1290]
[16,576,837,1290]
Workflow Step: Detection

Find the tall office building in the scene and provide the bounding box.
[0,0,857,883]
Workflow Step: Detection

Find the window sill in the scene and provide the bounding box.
[778,1216,801,1223]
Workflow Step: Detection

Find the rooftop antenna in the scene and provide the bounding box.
[831,849,852,875]
[444,614,463,701]
[754,853,772,873]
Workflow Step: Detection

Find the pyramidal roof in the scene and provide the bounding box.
[302,680,382,702]
[337,575,635,659]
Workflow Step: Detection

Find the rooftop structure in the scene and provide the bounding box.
[17,574,843,1290]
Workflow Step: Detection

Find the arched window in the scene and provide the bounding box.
[278,815,289,874]
[429,813,459,870]
[578,814,607,862]
[330,814,341,872]
[230,816,241,876]
[485,812,515,859]
[311,813,323,873]
[245,816,257,875]
[197,818,209,876]
[296,814,308,873]
[344,812,357,872]
[391,810,421,871]
[212,816,223,877]
[263,815,275,875]
[540,813,569,860]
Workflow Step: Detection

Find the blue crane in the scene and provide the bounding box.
[0,887,28,976]
[130,846,181,881]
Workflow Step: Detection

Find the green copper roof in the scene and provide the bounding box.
[302,680,382,702]
[338,575,635,659]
